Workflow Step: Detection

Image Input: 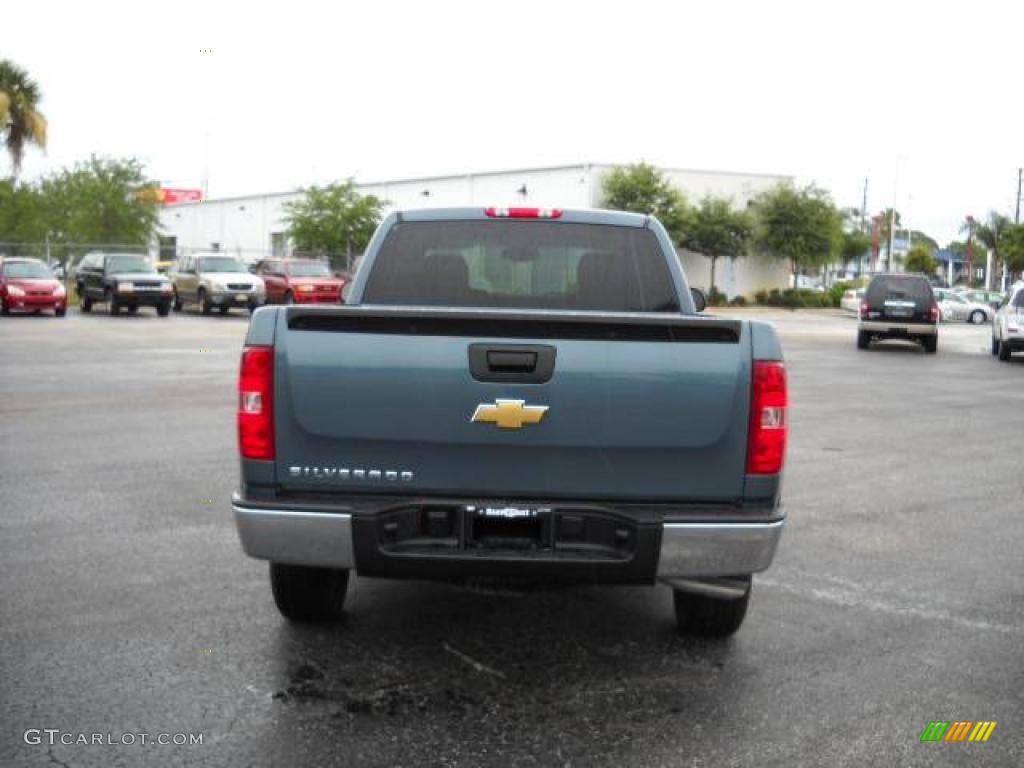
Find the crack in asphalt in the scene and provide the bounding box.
[46,746,73,768]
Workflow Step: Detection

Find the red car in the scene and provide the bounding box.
[254,258,346,305]
[0,258,68,316]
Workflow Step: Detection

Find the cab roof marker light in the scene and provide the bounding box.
[484,207,563,219]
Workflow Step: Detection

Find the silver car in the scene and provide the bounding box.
[170,253,266,315]
[934,288,990,324]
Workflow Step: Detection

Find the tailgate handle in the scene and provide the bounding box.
[469,344,556,383]
[486,350,537,372]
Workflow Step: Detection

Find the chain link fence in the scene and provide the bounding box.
[0,242,358,277]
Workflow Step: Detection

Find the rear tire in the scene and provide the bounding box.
[218,306,229,315]
[172,290,182,312]
[969,310,985,325]
[56,308,66,318]
[992,336,1000,356]
[270,563,349,622]
[856,330,870,350]
[199,288,212,315]
[923,335,937,354]
[998,340,1011,361]
[80,287,92,313]
[105,289,119,316]
[673,577,751,638]
[157,301,171,317]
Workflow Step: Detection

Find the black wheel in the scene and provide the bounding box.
[269,563,349,622]
[969,310,985,325]
[673,577,751,638]
[923,335,937,354]
[80,287,92,313]
[56,308,67,318]
[105,289,119,316]
[127,305,139,315]
[157,301,171,317]
[172,290,182,312]
[198,288,212,315]
[856,330,870,349]
[998,340,1011,361]
[218,306,229,315]
[992,336,1000,356]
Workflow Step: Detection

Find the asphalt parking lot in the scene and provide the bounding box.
[1,308,1022,768]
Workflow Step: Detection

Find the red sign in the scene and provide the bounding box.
[159,188,203,204]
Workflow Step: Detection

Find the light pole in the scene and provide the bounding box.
[965,215,976,288]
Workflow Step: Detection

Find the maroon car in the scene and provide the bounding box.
[254,258,346,305]
[0,258,68,316]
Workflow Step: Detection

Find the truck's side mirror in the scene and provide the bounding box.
[690,287,706,313]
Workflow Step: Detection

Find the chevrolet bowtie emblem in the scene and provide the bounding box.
[470,399,549,429]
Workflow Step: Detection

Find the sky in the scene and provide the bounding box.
[5,0,1023,245]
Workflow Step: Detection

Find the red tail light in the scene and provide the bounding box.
[859,300,869,319]
[929,302,939,323]
[484,207,563,219]
[746,361,788,475]
[238,346,274,460]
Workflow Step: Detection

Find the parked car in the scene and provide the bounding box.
[954,288,1004,311]
[0,257,67,316]
[857,273,939,352]
[253,258,345,304]
[840,288,864,314]
[934,288,991,324]
[992,282,1024,361]
[75,252,173,316]
[170,253,265,315]
[233,207,788,638]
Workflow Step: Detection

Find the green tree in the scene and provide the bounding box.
[972,211,1013,282]
[600,163,690,241]
[904,243,937,275]
[908,230,939,252]
[1001,223,1024,277]
[39,156,161,248]
[752,183,841,280]
[0,178,46,247]
[0,60,47,175]
[678,195,752,297]
[282,180,385,262]
[840,229,871,272]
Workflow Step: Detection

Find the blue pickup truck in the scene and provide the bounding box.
[232,207,787,636]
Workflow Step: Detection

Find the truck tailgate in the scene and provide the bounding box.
[273,307,751,502]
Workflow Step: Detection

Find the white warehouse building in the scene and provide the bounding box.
[157,163,794,298]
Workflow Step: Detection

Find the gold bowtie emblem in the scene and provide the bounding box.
[470,399,549,429]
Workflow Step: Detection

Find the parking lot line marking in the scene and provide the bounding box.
[757,577,1023,636]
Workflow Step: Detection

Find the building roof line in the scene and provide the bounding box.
[164,163,792,208]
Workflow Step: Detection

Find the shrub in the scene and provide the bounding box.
[754,289,768,305]
[706,287,728,306]
[757,287,830,309]
[728,295,748,307]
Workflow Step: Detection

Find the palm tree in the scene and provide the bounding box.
[973,211,1013,288]
[0,60,47,176]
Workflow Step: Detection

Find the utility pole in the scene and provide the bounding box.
[1016,167,1022,224]
[860,178,868,276]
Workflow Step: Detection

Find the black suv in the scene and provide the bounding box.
[857,273,939,353]
[75,252,174,316]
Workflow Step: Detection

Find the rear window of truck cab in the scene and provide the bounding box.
[362,220,680,312]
